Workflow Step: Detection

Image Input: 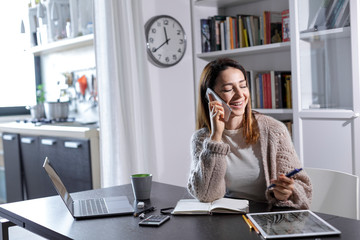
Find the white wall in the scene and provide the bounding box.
[141,0,195,187]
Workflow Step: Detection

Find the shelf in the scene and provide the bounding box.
[194,0,261,8]
[299,109,356,119]
[254,108,293,115]
[197,42,290,60]
[28,34,94,56]
[300,27,350,42]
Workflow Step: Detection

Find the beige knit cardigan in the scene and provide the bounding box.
[187,113,312,209]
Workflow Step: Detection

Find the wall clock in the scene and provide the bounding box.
[145,15,186,68]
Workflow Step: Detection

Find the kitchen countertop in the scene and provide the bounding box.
[0,121,99,139]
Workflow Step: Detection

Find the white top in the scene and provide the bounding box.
[222,128,267,202]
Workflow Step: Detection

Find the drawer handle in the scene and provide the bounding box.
[3,135,15,141]
[64,142,81,149]
[41,139,56,145]
[21,137,34,144]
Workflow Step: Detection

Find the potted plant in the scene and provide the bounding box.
[27,84,46,119]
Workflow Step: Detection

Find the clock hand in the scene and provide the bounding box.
[164,27,169,45]
[153,38,171,52]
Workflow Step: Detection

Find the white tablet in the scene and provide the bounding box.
[247,210,341,239]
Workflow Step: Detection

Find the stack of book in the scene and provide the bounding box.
[248,71,292,109]
[200,10,289,52]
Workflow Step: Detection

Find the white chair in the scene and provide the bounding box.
[305,167,359,220]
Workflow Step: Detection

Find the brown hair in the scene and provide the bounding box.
[196,58,259,144]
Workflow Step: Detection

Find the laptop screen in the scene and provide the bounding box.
[43,157,74,214]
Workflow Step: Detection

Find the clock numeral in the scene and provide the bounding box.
[179,39,184,44]
[156,21,161,27]
[178,48,182,53]
[163,19,169,25]
[151,28,156,34]
[151,47,156,52]
[172,55,177,61]
[149,37,154,43]
[177,30,182,35]
[157,54,162,60]
[165,57,170,62]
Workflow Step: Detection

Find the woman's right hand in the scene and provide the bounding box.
[208,94,225,142]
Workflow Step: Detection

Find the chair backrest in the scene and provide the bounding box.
[305,167,359,220]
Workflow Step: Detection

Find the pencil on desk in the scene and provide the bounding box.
[242,215,252,229]
[246,217,260,234]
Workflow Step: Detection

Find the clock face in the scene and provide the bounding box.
[145,15,186,67]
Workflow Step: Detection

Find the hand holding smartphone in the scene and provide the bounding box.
[206,88,232,122]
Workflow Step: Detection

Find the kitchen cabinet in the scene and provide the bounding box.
[39,136,92,194]
[0,122,99,203]
[20,135,47,199]
[2,133,23,202]
[3,134,93,202]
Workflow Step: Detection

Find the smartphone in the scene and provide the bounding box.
[139,215,170,227]
[206,88,232,122]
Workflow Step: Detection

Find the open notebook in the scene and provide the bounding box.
[172,198,249,215]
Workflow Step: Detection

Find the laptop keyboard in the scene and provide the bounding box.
[80,198,109,215]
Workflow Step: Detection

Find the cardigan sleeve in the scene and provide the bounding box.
[264,119,312,209]
[187,129,230,202]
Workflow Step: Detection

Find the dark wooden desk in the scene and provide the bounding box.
[0,182,359,240]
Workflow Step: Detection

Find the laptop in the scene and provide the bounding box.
[43,157,134,219]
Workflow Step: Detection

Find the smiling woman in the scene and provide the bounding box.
[0,1,36,115]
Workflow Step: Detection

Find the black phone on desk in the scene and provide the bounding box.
[139,215,170,227]
[206,88,232,122]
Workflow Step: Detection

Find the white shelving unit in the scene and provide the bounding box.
[191,0,360,179]
[29,34,94,56]
[191,0,291,119]
[291,0,360,179]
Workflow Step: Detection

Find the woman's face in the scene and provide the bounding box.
[213,67,249,118]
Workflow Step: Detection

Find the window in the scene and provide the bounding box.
[0,1,36,115]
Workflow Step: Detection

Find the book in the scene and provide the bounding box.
[257,73,264,108]
[285,74,292,108]
[220,21,226,50]
[307,0,335,31]
[200,19,211,52]
[270,71,276,109]
[274,71,283,108]
[245,16,254,46]
[237,16,246,48]
[259,15,264,45]
[333,0,349,28]
[326,0,346,29]
[210,16,226,51]
[226,17,231,50]
[243,28,249,47]
[281,9,290,42]
[248,70,256,108]
[252,16,260,46]
[172,198,249,215]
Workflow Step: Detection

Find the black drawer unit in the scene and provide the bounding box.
[2,133,92,202]
[39,136,92,194]
[2,133,23,202]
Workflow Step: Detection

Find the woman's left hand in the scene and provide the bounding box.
[270,174,294,201]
